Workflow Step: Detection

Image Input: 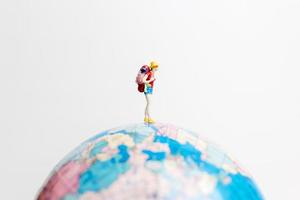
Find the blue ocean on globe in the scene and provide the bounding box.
[37,123,264,200]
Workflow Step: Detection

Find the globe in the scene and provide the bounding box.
[37,123,264,200]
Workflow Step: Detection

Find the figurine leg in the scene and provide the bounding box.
[144,94,151,121]
[144,94,155,123]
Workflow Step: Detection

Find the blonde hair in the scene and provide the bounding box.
[150,61,159,69]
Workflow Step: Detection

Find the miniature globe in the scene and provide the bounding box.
[37,123,264,200]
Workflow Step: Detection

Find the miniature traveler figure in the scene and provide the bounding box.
[136,61,159,124]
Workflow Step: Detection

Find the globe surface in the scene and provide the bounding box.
[37,123,264,200]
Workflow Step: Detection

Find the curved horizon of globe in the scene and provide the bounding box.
[37,123,264,200]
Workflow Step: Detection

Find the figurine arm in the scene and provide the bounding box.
[143,74,155,84]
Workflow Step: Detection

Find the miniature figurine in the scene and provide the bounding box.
[136,61,159,123]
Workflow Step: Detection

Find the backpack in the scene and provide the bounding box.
[136,65,150,92]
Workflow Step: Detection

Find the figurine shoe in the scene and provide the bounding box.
[147,118,155,124]
[144,117,149,123]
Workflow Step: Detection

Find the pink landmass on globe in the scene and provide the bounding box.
[38,161,90,200]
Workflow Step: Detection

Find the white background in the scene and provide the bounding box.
[0,0,299,199]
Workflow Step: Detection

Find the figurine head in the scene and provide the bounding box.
[150,61,159,71]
